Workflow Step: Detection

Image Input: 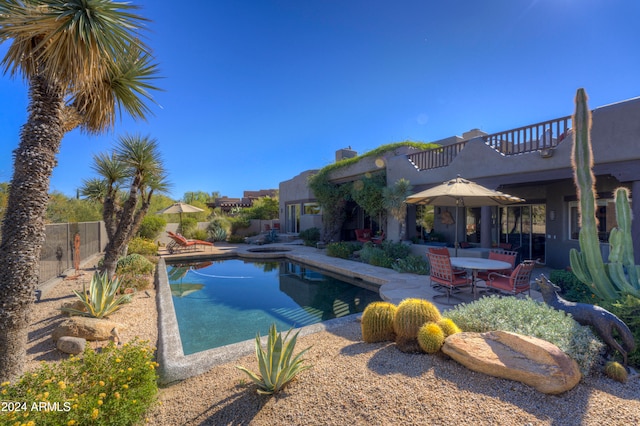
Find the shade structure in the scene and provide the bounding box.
[156,202,204,230]
[406,176,524,255]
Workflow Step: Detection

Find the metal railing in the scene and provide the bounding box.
[483,115,572,155]
[407,115,573,171]
[407,141,467,171]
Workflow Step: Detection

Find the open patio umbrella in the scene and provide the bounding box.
[406,175,524,255]
[156,202,204,231]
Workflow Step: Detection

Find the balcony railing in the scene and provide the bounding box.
[407,141,467,171]
[407,115,573,171]
[483,115,572,155]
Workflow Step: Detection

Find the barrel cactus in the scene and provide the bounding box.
[361,301,397,343]
[568,88,640,301]
[604,361,628,383]
[417,322,445,354]
[437,318,461,337]
[393,298,442,352]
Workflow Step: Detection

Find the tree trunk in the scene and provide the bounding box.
[0,74,65,382]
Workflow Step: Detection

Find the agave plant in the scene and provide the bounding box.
[236,323,312,395]
[60,272,132,319]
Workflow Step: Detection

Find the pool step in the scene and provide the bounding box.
[271,306,324,327]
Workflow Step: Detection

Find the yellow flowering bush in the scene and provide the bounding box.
[0,340,158,425]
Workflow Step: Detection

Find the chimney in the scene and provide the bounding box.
[335,146,357,162]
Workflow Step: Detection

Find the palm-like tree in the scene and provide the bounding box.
[0,0,160,381]
[82,134,169,278]
[383,179,413,241]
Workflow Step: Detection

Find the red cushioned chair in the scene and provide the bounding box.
[486,260,536,296]
[427,252,472,303]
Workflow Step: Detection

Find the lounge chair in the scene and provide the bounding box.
[166,231,214,254]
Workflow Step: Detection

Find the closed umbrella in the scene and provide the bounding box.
[156,202,204,231]
[406,176,524,255]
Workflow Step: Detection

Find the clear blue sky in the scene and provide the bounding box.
[1,0,638,200]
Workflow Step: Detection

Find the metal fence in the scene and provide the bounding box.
[39,221,107,284]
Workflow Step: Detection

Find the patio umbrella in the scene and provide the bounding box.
[156,202,204,231]
[406,176,524,255]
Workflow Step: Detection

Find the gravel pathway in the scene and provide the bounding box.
[27,268,640,426]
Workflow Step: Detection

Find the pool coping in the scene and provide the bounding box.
[155,247,390,385]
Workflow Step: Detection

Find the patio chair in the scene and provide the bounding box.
[167,232,214,254]
[485,260,536,296]
[371,231,385,245]
[476,250,518,282]
[427,252,472,303]
[355,228,373,243]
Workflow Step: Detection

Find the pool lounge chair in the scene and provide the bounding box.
[167,231,214,254]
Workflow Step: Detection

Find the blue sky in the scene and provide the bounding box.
[1,0,638,200]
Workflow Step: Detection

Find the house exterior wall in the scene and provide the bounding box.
[278,96,640,269]
[279,169,321,234]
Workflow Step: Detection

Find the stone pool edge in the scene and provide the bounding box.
[155,254,372,385]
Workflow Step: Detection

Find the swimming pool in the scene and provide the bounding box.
[167,258,382,355]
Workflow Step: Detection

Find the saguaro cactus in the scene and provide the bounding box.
[569,88,640,300]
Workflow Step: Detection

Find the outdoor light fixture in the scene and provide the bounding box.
[549,210,556,221]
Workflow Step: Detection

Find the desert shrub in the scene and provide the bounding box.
[326,242,358,259]
[445,295,605,376]
[549,269,596,303]
[299,227,321,246]
[379,240,411,259]
[392,255,429,275]
[229,215,250,234]
[60,272,132,318]
[179,216,198,237]
[127,237,158,256]
[359,244,393,268]
[227,234,246,244]
[190,228,209,241]
[137,215,166,240]
[607,294,640,368]
[117,253,154,276]
[0,340,158,426]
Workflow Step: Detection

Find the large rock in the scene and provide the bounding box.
[442,331,581,394]
[52,317,126,342]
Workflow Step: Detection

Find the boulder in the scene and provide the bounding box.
[56,336,86,354]
[442,331,581,394]
[52,317,126,342]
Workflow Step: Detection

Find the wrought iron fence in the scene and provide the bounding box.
[39,221,106,283]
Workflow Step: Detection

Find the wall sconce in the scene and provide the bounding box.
[549,210,556,221]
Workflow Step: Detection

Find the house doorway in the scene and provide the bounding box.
[500,204,546,264]
[286,204,300,234]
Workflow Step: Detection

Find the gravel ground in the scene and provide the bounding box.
[28,268,640,426]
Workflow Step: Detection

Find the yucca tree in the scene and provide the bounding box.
[0,0,160,382]
[82,134,169,277]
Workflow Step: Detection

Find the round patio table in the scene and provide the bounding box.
[449,257,511,296]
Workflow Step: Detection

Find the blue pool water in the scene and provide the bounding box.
[167,258,382,355]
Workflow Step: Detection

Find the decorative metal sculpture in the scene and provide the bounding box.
[536,275,635,366]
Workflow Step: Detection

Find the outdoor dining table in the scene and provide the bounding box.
[449,257,511,296]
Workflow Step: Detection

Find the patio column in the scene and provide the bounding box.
[480,206,492,248]
[633,180,640,264]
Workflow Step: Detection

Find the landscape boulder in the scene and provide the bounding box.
[56,336,86,354]
[52,317,126,342]
[442,330,581,394]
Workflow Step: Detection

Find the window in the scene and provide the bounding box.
[569,199,620,242]
[303,203,321,215]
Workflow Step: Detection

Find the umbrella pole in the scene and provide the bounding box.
[455,205,459,256]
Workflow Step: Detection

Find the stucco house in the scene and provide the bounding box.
[279,96,640,270]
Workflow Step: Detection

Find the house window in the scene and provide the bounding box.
[568,199,620,242]
[303,203,321,215]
